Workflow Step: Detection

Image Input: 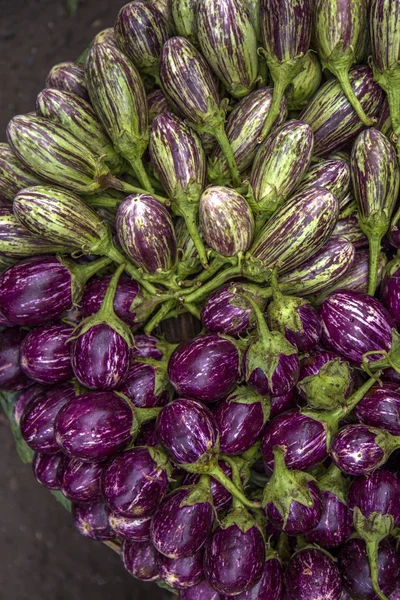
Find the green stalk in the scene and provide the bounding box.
[368,232,384,296]
[183,204,208,267]
[125,154,155,194]
[366,540,389,600]
[214,125,241,188]
[332,65,375,126]
[107,175,169,206]
[182,265,242,305]
[259,76,288,141]
[208,462,260,510]
[106,243,158,296]
[144,298,177,334]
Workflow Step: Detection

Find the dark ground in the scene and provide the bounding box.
[0,1,172,598]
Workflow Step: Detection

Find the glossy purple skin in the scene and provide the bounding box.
[261,410,328,474]
[72,501,115,541]
[260,0,312,61]
[306,490,353,548]
[283,303,322,352]
[381,267,400,327]
[131,334,164,360]
[0,328,31,390]
[389,218,400,249]
[269,389,298,419]
[45,61,89,101]
[183,460,233,512]
[61,458,103,503]
[20,383,76,454]
[158,550,204,589]
[71,324,131,391]
[168,334,240,403]
[266,480,323,535]
[109,513,151,541]
[297,351,354,400]
[285,548,342,600]
[382,369,400,385]
[55,392,133,463]
[117,361,170,408]
[32,452,66,490]
[81,274,142,327]
[226,558,283,600]
[391,586,400,600]
[245,350,300,398]
[101,447,169,518]
[121,539,160,582]
[348,469,400,526]
[339,538,400,600]
[0,256,72,326]
[320,290,395,366]
[20,323,73,384]
[213,397,264,455]
[200,284,254,336]
[354,384,400,435]
[151,487,214,559]
[332,216,368,248]
[135,419,159,447]
[180,580,221,600]
[13,383,44,425]
[204,522,265,596]
[330,424,387,476]
[157,398,218,465]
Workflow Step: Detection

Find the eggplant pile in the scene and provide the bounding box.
[4,1,400,599]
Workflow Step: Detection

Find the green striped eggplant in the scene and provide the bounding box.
[175,217,203,280]
[208,87,288,185]
[45,62,89,101]
[149,113,207,265]
[243,0,261,42]
[250,120,314,231]
[332,216,368,248]
[91,28,119,50]
[351,127,400,295]
[300,66,384,156]
[115,2,169,84]
[286,52,322,111]
[160,36,241,186]
[196,0,258,99]
[0,143,45,202]
[147,0,174,33]
[376,98,393,138]
[199,186,255,257]
[171,0,198,46]
[313,0,373,126]
[36,89,123,173]
[147,89,172,124]
[296,159,351,204]
[259,0,312,139]
[85,41,153,192]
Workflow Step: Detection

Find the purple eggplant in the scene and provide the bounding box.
[258,0,312,139]
[381,260,400,326]
[167,333,240,402]
[136,419,160,448]
[109,513,151,541]
[158,550,204,589]
[72,501,114,541]
[180,580,221,599]
[300,66,384,157]
[32,452,66,490]
[332,215,368,248]
[225,556,283,600]
[351,128,400,294]
[0,328,31,391]
[183,460,233,512]
[0,143,46,202]
[151,484,214,558]
[269,388,298,419]
[339,538,400,600]
[61,458,102,503]
[46,61,89,101]
[20,384,76,454]
[285,548,342,600]
[199,186,255,257]
[121,539,160,581]
[262,446,323,535]
[118,360,171,408]
[101,447,169,518]
[297,159,351,205]
[13,384,44,426]
[147,89,171,124]
[20,323,73,384]
[131,334,166,361]
[261,410,328,474]
[354,384,400,435]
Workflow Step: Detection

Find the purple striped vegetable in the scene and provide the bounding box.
[332,216,368,248]
[92,28,118,50]
[227,557,283,600]
[180,580,221,600]
[389,208,400,248]
[182,460,233,511]
[285,548,342,600]
[61,458,103,503]
[171,0,198,45]
[286,52,322,110]
[297,159,351,205]
[148,0,174,33]
[0,328,31,391]
[45,61,89,101]
[270,388,298,419]
[121,540,160,581]
[32,452,66,490]
[381,259,400,326]
[159,552,204,590]
[109,514,151,541]
[0,143,45,202]
[72,502,114,541]
[20,323,73,384]
[118,359,171,408]
[13,384,44,426]
[147,89,171,124]
[354,383,400,434]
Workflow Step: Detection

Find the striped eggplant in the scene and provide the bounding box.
[36,89,123,173]
[92,28,119,50]
[332,216,368,248]
[300,66,384,156]
[196,0,258,98]
[286,52,322,111]
[45,61,89,101]
[351,128,400,294]
[160,36,241,186]
[115,2,169,83]
[116,194,177,275]
[313,0,373,126]
[259,0,312,139]
[148,0,174,33]
[147,89,171,124]
[171,0,198,45]
[149,113,207,265]
[208,87,288,186]
[20,323,73,384]
[376,97,393,138]
[0,144,46,202]
[250,120,314,231]
[296,159,351,205]
[85,41,152,192]
[243,0,261,43]
[199,186,255,257]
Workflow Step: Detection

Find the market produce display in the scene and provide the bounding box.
[3,0,400,598]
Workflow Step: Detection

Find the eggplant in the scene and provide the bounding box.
[258,0,312,139]
[354,383,400,435]
[297,159,351,205]
[20,323,73,385]
[32,452,66,490]
[226,556,283,600]
[171,0,198,45]
[263,446,323,535]
[196,0,258,98]
[147,89,171,124]
[286,52,322,111]
[351,128,399,294]
[72,501,114,541]
[109,514,152,542]
[61,458,103,503]
[131,333,169,361]
[0,143,46,202]
[20,383,76,454]
[121,539,160,581]
[180,580,221,599]
[381,260,400,326]
[389,211,400,248]
[300,66,384,156]
[285,548,342,600]
[45,61,89,101]
[158,550,204,589]
[199,186,255,256]
[13,384,44,426]
[183,460,233,511]
[0,328,31,391]
[332,216,368,248]
[118,359,171,408]
[270,388,298,419]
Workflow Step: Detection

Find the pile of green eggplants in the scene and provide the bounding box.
[4,0,400,598]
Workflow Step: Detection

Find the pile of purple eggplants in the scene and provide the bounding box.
[5,0,400,598]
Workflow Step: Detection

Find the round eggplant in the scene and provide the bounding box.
[20,323,73,384]
[285,548,342,600]
[61,458,103,503]
[0,328,31,391]
[72,501,115,541]
[32,452,66,490]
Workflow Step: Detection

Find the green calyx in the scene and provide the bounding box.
[362,329,400,374]
[58,255,112,306]
[227,385,271,424]
[180,477,214,509]
[248,182,285,236]
[317,463,349,505]
[134,357,173,400]
[297,358,353,411]
[267,268,307,337]
[115,391,162,438]
[147,446,174,480]
[358,212,391,296]
[220,506,260,534]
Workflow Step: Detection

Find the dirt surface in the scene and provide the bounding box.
[0,1,173,598]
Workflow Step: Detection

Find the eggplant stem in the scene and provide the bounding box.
[106,243,158,295]
[182,265,242,305]
[127,155,155,194]
[332,65,375,126]
[213,126,241,188]
[144,298,176,334]
[259,76,287,141]
[368,233,384,296]
[366,539,390,600]
[183,207,209,267]
[209,464,260,510]
[106,175,169,205]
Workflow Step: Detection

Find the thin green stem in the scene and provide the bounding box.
[214,125,241,187]
[209,464,260,510]
[106,243,158,296]
[184,302,201,320]
[244,293,270,340]
[183,207,208,267]
[182,265,242,305]
[368,233,384,296]
[144,299,176,334]
[333,65,375,126]
[270,267,284,302]
[127,156,155,194]
[260,76,287,141]
[108,175,169,206]
[98,262,126,316]
[75,256,112,281]
[366,540,390,600]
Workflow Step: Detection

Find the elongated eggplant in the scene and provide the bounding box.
[122,540,160,581]
[147,89,171,124]
[0,143,45,202]
[171,0,198,45]
[0,328,31,391]
[61,459,103,503]
[297,158,351,205]
[45,61,89,101]
[286,52,322,111]
[332,216,368,248]
[32,452,66,490]
[354,383,400,435]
